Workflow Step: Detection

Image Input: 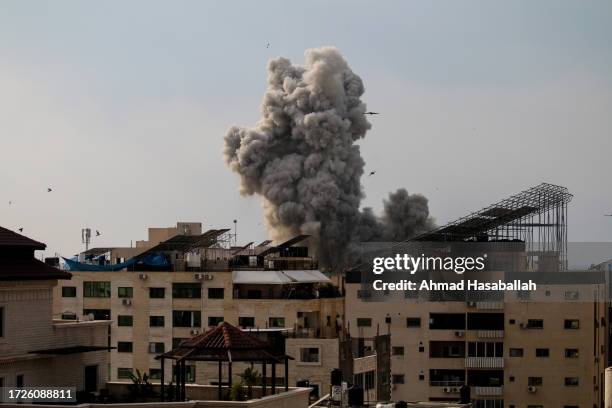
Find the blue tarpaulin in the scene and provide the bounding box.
[62,255,168,272]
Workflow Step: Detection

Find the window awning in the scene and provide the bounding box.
[232,270,330,285]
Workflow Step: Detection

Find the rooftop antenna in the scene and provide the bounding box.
[81,228,91,252]
[233,219,237,246]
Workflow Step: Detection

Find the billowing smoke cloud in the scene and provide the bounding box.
[223,47,434,271]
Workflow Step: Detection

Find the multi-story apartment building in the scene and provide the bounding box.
[345,184,608,408]
[54,225,347,397]
[0,226,110,394]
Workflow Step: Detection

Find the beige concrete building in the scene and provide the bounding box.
[344,184,608,408]
[0,226,111,394]
[54,225,346,398]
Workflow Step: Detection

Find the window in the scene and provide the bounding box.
[406,317,421,327]
[392,346,405,356]
[61,313,77,320]
[117,342,133,353]
[83,282,111,297]
[208,316,223,327]
[83,309,110,320]
[392,375,405,384]
[117,368,133,379]
[565,348,579,358]
[149,369,162,380]
[535,348,549,357]
[149,287,166,298]
[149,342,165,353]
[208,288,224,299]
[62,286,76,297]
[173,338,188,348]
[118,287,133,298]
[172,283,201,299]
[16,374,23,388]
[357,318,372,327]
[150,316,165,327]
[565,291,579,300]
[429,313,465,330]
[300,347,320,363]
[117,315,133,326]
[172,311,201,328]
[565,377,579,386]
[239,317,255,328]
[509,348,524,357]
[527,319,544,329]
[564,319,580,329]
[364,371,375,390]
[528,377,543,386]
[467,342,503,357]
[269,317,285,328]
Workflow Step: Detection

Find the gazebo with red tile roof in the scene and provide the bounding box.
[157,322,293,402]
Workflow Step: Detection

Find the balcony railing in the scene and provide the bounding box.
[429,381,465,387]
[473,386,503,396]
[476,301,504,310]
[477,330,504,339]
[465,357,504,368]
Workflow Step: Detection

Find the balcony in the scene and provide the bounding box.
[473,386,503,396]
[465,357,504,368]
[477,330,504,339]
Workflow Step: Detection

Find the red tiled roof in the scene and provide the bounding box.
[0,226,45,249]
[184,322,270,350]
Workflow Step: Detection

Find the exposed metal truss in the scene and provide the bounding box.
[413,183,572,268]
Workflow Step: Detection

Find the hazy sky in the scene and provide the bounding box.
[1,0,611,257]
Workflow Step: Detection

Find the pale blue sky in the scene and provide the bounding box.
[1,1,611,256]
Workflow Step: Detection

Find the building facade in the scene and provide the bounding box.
[0,226,110,394]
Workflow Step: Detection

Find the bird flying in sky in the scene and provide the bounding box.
[18,227,23,232]
[47,187,52,192]
[96,230,101,236]
[364,111,380,115]
[369,170,376,176]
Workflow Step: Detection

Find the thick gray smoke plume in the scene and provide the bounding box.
[224,47,434,270]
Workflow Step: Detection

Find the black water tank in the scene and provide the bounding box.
[347,385,363,407]
[330,369,343,386]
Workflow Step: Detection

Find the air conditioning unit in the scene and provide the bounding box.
[195,273,204,280]
[443,387,451,393]
[122,299,132,306]
[190,329,200,336]
[139,273,148,280]
[204,274,213,280]
[454,330,465,337]
[527,386,537,393]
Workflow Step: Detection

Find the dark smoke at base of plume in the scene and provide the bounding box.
[223,47,434,272]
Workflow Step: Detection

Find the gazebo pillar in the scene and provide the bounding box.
[262,361,267,396]
[284,356,289,391]
[181,360,187,401]
[160,357,165,401]
[228,360,233,389]
[174,363,180,401]
[271,361,276,394]
[218,361,222,400]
